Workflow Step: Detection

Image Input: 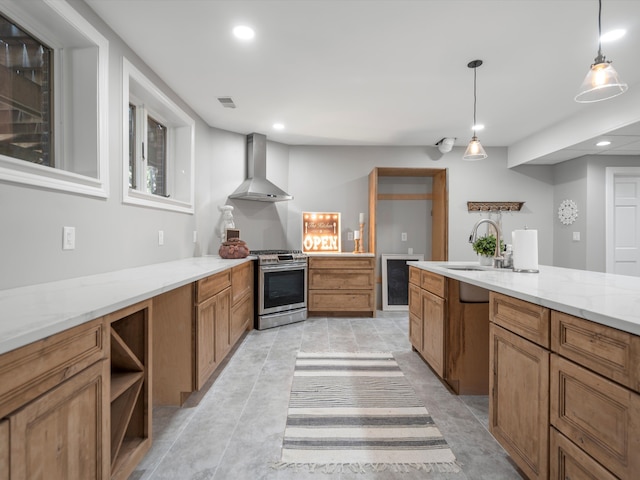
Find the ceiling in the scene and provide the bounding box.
[84,0,640,163]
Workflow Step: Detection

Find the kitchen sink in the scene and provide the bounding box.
[444,265,486,271]
[444,265,490,271]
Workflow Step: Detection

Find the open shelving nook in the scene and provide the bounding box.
[106,299,152,480]
[368,167,448,260]
[368,167,448,310]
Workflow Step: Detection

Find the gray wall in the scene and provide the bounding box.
[286,146,555,264]
[7,0,624,292]
[553,155,640,272]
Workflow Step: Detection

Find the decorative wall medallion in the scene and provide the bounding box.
[558,199,578,225]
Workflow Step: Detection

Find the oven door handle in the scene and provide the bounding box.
[260,263,307,272]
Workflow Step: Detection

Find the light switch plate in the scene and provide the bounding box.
[63,226,75,250]
[401,232,407,241]
[573,232,580,241]
[158,230,164,246]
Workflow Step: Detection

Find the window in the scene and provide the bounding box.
[128,103,167,196]
[0,0,108,197]
[123,58,194,213]
[0,14,53,166]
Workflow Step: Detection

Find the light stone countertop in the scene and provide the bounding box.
[408,261,640,336]
[0,256,253,355]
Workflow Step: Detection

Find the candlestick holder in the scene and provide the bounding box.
[358,222,365,253]
[353,238,360,254]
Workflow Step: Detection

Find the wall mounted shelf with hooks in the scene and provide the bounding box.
[467,201,524,212]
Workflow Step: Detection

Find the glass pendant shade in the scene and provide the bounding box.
[575,0,628,103]
[463,136,487,161]
[575,60,628,103]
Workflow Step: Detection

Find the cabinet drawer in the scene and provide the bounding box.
[196,270,231,303]
[551,311,640,393]
[231,262,253,305]
[309,290,374,312]
[490,292,550,348]
[409,266,421,286]
[420,271,445,298]
[550,428,617,480]
[309,256,374,269]
[0,318,105,419]
[550,354,640,479]
[309,269,374,290]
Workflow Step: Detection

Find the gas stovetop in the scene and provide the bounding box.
[250,249,307,265]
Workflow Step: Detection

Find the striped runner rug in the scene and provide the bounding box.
[272,352,460,474]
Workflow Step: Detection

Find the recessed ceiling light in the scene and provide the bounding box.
[600,29,626,42]
[472,124,485,131]
[596,140,611,147]
[273,123,285,130]
[233,25,255,40]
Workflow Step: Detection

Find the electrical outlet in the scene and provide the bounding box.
[158,230,164,246]
[347,231,354,241]
[401,232,407,241]
[63,226,75,250]
[573,232,581,241]
[408,247,413,254]
[193,230,198,243]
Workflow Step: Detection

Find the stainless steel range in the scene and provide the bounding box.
[252,250,307,330]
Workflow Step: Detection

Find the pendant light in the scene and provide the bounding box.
[575,0,627,103]
[463,59,487,161]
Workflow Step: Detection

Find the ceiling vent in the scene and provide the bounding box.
[217,97,236,108]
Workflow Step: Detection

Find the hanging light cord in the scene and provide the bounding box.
[472,66,478,136]
[595,0,605,63]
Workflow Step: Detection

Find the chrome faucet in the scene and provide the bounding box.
[468,218,505,268]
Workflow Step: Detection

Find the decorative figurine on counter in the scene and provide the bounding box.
[216,205,235,243]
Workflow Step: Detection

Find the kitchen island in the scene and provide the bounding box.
[409,261,640,480]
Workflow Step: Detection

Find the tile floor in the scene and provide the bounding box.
[131,313,524,479]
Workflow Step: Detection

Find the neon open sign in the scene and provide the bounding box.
[302,212,341,253]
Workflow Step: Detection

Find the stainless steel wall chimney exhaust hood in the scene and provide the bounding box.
[228,133,293,202]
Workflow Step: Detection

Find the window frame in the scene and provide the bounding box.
[122,57,195,214]
[0,0,109,198]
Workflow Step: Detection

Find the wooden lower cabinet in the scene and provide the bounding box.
[196,287,231,390]
[231,292,252,345]
[421,289,445,378]
[230,261,253,345]
[9,360,110,480]
[308,256,375,316]
[408,268,490,394]
[550,354,640,479]
[0,318,108,480]
[549,428,617,480]
[153,263,252,405]
[489,322,549,480]
[105,300,152,480]
[152,284,195,406]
